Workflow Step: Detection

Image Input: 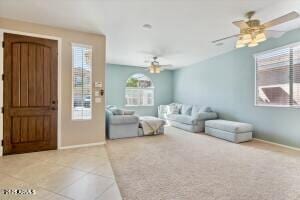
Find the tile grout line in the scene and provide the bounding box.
[0,171,74,200]
[50,160,116,180]
[38,168,88,198]
[0,153,99,198]
[104,145,124,199]
[34,159,115,198]
[0,147,119,199]
[38,154,110,171]
[93,182,116,200]
[87,171,115,180]
[42,157,117,198]
[59,147,121,199]
[40,153,117,180]
[53,172,115,200]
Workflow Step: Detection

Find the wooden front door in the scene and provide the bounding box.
[3,33,58,155]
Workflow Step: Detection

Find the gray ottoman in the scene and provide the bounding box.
[205,120,253,143]
[139,116,165,136]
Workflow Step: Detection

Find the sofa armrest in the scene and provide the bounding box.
[105,109,113,122]
[192,112,218,121]
[158,105,169,113]
[158,105,169,119]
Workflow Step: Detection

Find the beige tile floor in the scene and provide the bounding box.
[0,145,122,200]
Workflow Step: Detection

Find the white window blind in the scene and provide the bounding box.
[255,43,300,107]
[125,74,154,106]
[72,44,92,120]
[292,46,300,106]
[125,88,154,106]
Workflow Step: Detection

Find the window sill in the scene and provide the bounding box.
[254,104,300,109]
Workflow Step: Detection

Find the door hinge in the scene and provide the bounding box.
[2,41,4,48]
[2,74,4,81]
[1,107,4,114]
[1,140,3,146]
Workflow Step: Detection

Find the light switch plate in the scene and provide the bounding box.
[95,81,102,88]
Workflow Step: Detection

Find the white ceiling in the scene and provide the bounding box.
[1,0,300,69]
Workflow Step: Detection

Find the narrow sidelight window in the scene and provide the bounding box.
[72,44,92,120]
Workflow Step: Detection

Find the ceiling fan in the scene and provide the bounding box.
[145,57,172,74]
[212,11,300,48]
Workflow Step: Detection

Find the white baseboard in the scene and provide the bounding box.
[253,138,300,151]
[0,142,106,156]
[59,141,106,150]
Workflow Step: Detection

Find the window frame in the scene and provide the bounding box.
[125,74,155,107]
[254,41,300,108]
[71,43,93,120]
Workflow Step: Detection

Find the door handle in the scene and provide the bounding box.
[51,107,56,110]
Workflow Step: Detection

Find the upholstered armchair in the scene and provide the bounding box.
[106,107,139,139]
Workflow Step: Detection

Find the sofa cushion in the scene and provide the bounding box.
[110,115,139,125]
[168,120,204,133]
[108,107,135,115]
[109,108,124,115]
[205,120,253,133]
[191,105,211,116]
[123,109,135,115]
[192,112,218,121]
[181,104,192,115]
[167,114,194,125]
[168,103,182,114]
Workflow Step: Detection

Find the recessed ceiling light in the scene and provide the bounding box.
[142,24,152,30]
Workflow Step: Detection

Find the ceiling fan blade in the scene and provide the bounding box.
[266,30,286,38]
[232,20,249,29]
[263,11,300,28]
[211,34,240,44]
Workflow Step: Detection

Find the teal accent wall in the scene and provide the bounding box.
[106,64,174,116]
[174,28,300,148]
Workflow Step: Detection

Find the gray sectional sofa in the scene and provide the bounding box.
[159,103,218,133]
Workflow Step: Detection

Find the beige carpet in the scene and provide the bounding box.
[107,126,300,200]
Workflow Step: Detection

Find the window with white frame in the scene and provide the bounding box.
[255,43,300,107]
[72,44,92,120]
[125,74,154,106]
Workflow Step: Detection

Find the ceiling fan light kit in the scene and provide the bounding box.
[255,32,267,43]
[236,30,266,48]
[146,56,171,74]
[213,11,300,49]
[248,40,258,47]
[149,66,154,73]
[236,39,246,48]
[149,65,161,74]
[241,34,252,44]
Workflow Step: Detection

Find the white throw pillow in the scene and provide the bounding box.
[123,110,135,115]
[191,105,211,116]
[181,104,192,115]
